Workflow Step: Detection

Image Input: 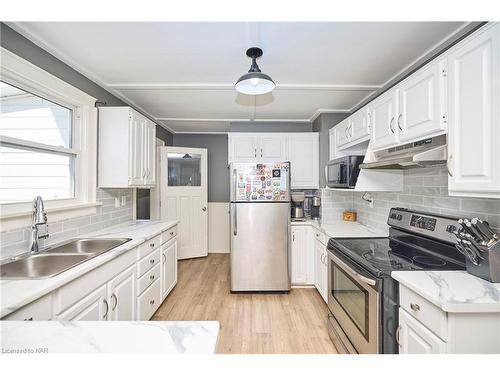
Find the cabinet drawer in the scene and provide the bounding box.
[313,228,326,246]
[3,293,52,321]
[137,263,160,295]
[137,279,161,321]
[137,234,161,259]
[137,248,161,278]
[161,226,177,244]
[399,285,447,340]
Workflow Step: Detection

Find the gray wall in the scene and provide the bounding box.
[312,113,349,187]
[172,134,229,202]
[230,121,312,133]
[0,23,173,143]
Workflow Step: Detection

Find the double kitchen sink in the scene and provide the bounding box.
[0,238,131,279]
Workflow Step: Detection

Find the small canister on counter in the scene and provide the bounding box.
[343,210,357,222]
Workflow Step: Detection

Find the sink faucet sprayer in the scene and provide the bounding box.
[30,196,49,253]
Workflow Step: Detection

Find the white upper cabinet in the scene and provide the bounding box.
[259,134,287,162]
[349,108,370,143]
[398,59,447,143]
[446,23,500,198]
[286,133,319,189]
[335,119,351,148]
[228,132,319,189]
[228,134,259,162]
[99,107,156,188]
[369,88,400,150]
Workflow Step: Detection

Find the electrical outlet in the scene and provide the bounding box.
[121,196,126,206]
[114,197,120,208]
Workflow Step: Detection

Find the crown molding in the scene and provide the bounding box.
[107,83,381,91]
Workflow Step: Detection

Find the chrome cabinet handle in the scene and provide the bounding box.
[149,299,155,305]
[150,242,155,248]
[150,259,155,264]
[202,206,207,211]
[150,274,155,281]
[24,317,33,321]
[397,113,403,131]
[170,231,174,236]
[410,303,420,312]
[396,326,401,346]
[261,148,263,158]
[103,298,109,319]
[389,117,395,134]
[111,293,118,311]
[162,253,167,264]
[254,148,257,158]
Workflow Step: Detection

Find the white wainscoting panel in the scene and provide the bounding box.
[208,202,229,253]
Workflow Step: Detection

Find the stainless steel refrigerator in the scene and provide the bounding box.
[229,162,291,292]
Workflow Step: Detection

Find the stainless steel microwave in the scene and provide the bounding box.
[326,155,363,188]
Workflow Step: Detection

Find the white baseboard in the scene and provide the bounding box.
[208,202,230,253]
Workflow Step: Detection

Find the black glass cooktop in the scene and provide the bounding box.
[328,235,466,277]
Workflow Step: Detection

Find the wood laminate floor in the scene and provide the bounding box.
[152,253,338,354]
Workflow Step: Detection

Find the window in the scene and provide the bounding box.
[0,81,76,204]
[0,47,98,229]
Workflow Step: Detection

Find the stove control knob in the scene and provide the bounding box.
[446,225,457,233]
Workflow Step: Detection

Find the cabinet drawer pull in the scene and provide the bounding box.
[389,117,395,133]
[150,242,155,248]
[150,275,155,280]
[24,317,33,321]
[410,303,420,312]
[447,154,453,177]
[150,259,155,264]
[149,299,155,305]
[170,231,174,236]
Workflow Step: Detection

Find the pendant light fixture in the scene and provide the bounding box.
[235,47,275,95]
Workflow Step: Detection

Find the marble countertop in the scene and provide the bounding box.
[291,219,388,238]
[0,220,178,318]
[392,271,500,313]
[0,321,219,353]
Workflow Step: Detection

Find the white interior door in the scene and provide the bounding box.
[160,147,208,259]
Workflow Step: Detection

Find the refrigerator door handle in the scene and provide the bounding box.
[233,203,237,236]
[232,168,237,202]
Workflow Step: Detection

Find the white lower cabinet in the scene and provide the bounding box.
[161,239,178,300]
[3,226,178,322]
[137,279,161,321]
[398,308,446,354]
[313,238,328,303]
[107,265,136,321]
[398,284,500,353]
[291,226,311,284]
[57,285,108,321]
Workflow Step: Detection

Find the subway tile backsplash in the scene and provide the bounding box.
[0,189,134,260]
[321,165,500,233]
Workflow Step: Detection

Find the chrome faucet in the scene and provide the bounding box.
[30,196,49,253]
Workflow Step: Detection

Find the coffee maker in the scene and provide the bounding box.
[310,196,321,220]
[291,193,306,221]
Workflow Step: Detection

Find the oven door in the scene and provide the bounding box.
[327,252,380,354]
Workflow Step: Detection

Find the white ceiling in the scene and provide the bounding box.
[9,22,467,133]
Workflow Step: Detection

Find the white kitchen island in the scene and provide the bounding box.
[0,321,219,354]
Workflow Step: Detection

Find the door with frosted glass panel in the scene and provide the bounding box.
[160,147,208,259]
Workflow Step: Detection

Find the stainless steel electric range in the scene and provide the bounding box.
[326,208,466,354]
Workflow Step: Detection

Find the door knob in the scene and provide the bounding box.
[202,206,207,211]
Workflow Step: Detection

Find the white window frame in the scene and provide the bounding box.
[0,47,98,230]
